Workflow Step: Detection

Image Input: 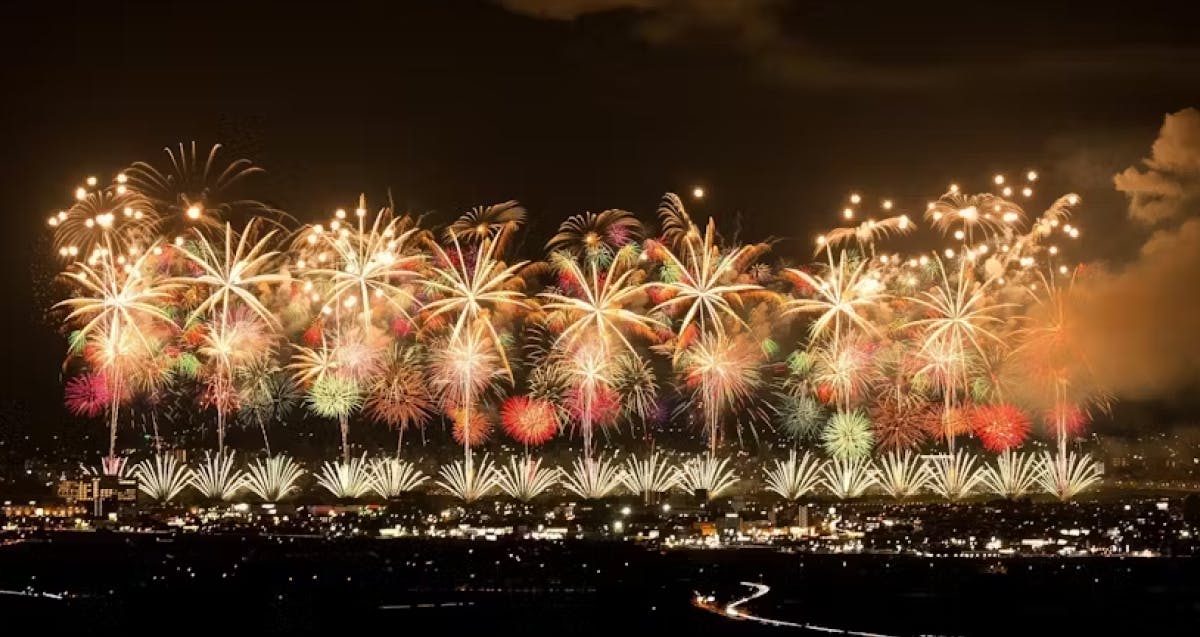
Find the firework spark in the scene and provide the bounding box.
[368,458,429,498]
[924,450,986,501]
[621,452,680,500]
[316,454,374,499]
[763,450,825,501]
[188,450,245,501]
[820,455,876,499]
[497,454,559,502]
[436,455,500,502]
[134,454,190,503]
[244,455,306,502]
[874,450,929,500]
[676,455,739,499]
[981,450,1044,499]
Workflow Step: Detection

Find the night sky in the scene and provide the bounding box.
[1,0,1197,435]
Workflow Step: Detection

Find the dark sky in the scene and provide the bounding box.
[1,0,1197,430]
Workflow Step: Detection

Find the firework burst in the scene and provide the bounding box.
[981,450,1044,499]
[244,455,306,502]
[134,454,190,503]
[924,450,986,501]
[500,395,559,446]
[676,455,739,499]
[436,455,500,502]
[497,454,559,502]
[561,454,626,500]
[875,450,929,499]
[763,450,825,501]
[1039,450,1103,501]
[821,410,874,460]
[316,454,374,499]
[188,451,245,501]
[820,456,876,499]
[621,452,679,501]
[368,458,429,498]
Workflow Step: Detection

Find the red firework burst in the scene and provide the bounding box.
[1044,403,1090,437]
[501,396,560,446]
[870,394,932,452]
[921,405,974,441]
[451,408,492,447]
[64,373,110,417]
[970,403,1032,452]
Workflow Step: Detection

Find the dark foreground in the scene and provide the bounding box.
[1,532,1197,635]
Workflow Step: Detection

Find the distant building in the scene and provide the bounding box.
[57,475,138,517]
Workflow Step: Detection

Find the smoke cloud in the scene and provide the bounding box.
[1073,108,1200,400]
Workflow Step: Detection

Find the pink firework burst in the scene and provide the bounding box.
[65,373,110,417]
[501,396,560,446]
[970,403,1032,452]
[1044,403,1090,437]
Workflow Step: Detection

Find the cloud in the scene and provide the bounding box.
[1071,108,1200,400]
[496,1,1200,91]
[1113,107,1200,224]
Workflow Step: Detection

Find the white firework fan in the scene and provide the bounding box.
[497,455,559,502]
[763,450,825,501]
[820,455,876,499]
[189,451,245,501]
[244,455,306,502]
[621,452,680,500]
[924,450,985,501]
[81,455,132,478]
[676,455,739,499]
[368,458,429,499]
[436,455,500,502]
[316,454,374,499]
[875,450,929,500]
[133,454,190,503]
[561,454,626,500]
[981,450,1044,499]
[1038,450,1103,501]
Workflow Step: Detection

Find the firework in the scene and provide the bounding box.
[368,458,429,498]
[783,249,884,348]
[175,219,286,328]
[237,366,300,455]
[497,454,559,502]
[451,407,493,446]
[924,188,1024,243]
[540,245,659,358]
[306,375,364,461]
[80,455,133,478]
[621,452,680,501]
[811,336,878,412]
[51,183,155,263]
[366,346,434,454]
[303,198,424,331]
[611,353,660,430]
[500,395,559,446]
[821,410,874,461]
[874,450,929,499]
[244,455,306,502]
[924,450,986,501]
[561,454,626,500]
[316,454,374,499]
[980,450,1044,499]
[189,451,245,501]
[648,216,764,340]
[773,393,825,441]
[546,209,643,261]
[421,232,530,377]
[820,456,876,499]
[125,142,272,237]
[64,373,110,417]
[818,214,914,256]
[970,404,1031,453]
[763,450,825,501]
[1039,450,1103,501]
[134,454,190,503]
[679,333,763,455]
[446,201,526,244]
[907,257,1008,451]
[676,455,739,499]
[436,454,500,502]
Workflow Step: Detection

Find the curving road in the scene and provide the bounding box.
[714,581,901,636]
